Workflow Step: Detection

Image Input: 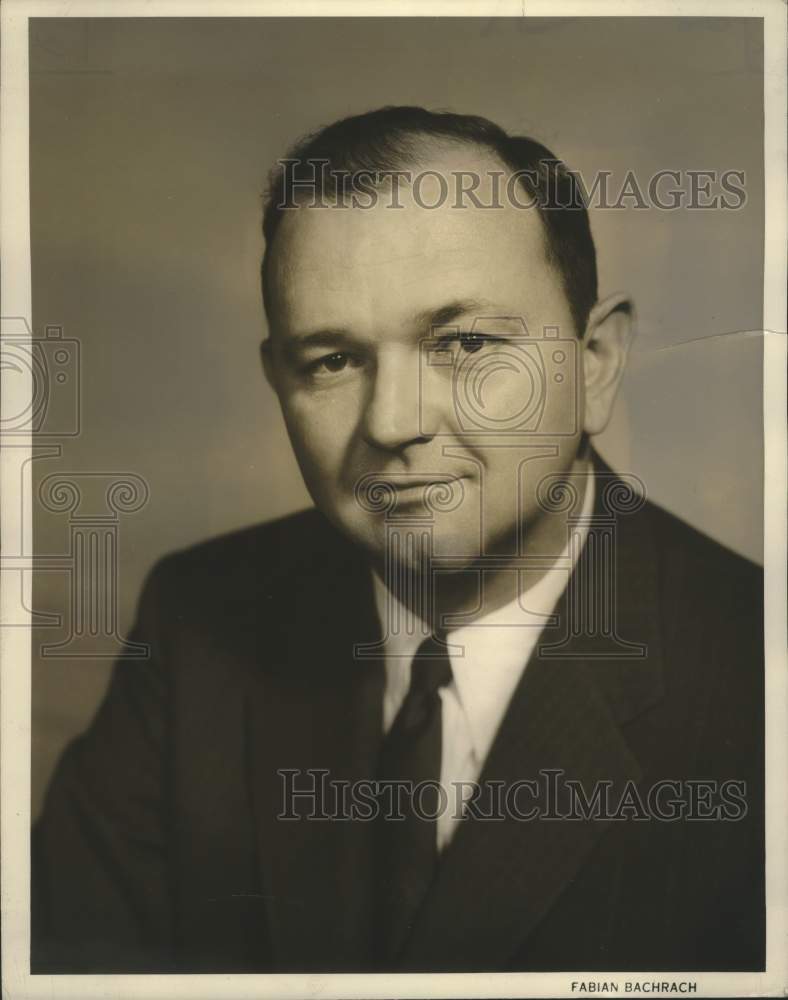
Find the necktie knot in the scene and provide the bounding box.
[408,637,453,697]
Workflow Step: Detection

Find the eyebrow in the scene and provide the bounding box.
[414,298,498,333]
[276,328,358,365]
[280,296,511,355]
[284,329,354,350]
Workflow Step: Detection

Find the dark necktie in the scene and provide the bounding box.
[374,636,453,965]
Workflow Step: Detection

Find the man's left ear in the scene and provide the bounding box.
[581,292,634,435]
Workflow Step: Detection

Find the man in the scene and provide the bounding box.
[32,106,764,974]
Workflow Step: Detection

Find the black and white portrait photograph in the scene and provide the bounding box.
[1,2,786,998]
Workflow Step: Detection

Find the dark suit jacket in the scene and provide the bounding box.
[32,465,764,974]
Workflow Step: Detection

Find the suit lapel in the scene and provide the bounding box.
[399,462,666,970]
[398,650,642,970]
[245,533,385,971]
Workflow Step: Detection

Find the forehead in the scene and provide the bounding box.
[267,147,562,334]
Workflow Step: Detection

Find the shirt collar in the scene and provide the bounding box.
[372,471,595,761]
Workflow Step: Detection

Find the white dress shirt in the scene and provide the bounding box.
[371,474,594,851]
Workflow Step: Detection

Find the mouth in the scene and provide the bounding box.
[350,471,472,515]
[386,475,467,504]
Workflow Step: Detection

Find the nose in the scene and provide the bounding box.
[360,346,435,452]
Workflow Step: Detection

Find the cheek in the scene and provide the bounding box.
[279,388,358,480]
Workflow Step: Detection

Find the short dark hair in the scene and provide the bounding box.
[261,105,598,335]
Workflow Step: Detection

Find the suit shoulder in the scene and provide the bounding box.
[635,499,763,687]
[148,508,353,597]
[594,452,761,593]
[631,500,763,775]
[642,498,761,591]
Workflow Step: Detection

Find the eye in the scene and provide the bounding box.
[306,351,362,379]
[435,332,507,355]
[320,353,349,372]
[458,333,492,354]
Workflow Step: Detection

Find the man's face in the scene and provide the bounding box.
[264,148,588,569]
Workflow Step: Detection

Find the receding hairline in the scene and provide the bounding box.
[260,107,598,336]
[264,137,559,287]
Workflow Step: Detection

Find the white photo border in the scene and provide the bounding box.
[2,1,786,997]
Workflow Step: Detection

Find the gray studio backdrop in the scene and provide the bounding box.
[30,17,764,818]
